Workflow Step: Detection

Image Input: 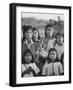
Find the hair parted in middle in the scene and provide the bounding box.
[22,49,34,64]
[45,24,54,38]
[47,48,59,62]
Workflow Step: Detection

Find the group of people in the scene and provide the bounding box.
[21,24,64,77]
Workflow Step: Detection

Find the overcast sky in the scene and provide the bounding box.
[21,12,64,21]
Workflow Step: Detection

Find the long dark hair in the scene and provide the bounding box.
[22,49,34,64]
[47,48,59,63]
[45,24,53,38]
[32,27,41,42]
[22,25,32,42]
[55,32,64,44]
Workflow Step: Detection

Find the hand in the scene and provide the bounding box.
[29,67,34,72]
[29,67,37,76]
[25,69,30,74]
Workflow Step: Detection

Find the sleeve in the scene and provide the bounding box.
[32,63,40,74]
[42,64,47,76]
[21,64,26,73]
[22,42,28,56]
[58,62,64,74]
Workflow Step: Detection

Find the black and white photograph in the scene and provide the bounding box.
[21,13,64,77]
[10,3,71,87]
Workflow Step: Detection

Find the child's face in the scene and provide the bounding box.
[46,27,53,37]
[56,35,63,44]
[24,53,32,63]
[25,29,32,39]
[33,30,38,40]
[49,51,57,62]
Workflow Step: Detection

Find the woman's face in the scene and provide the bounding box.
[33,30,38,40]
[49,51,57,62]
[25,29,32,39]
[56,35,63,45]
[24,53,32,63]
[46,27,53,37]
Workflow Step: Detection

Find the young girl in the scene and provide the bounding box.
[42,24,55,52]
[32,27,41,42]
[42,48,64,76]
[31,27,41,65]
[38,24,55,71]
[21,49,40,77]
[22,25,33,56]
[54,33,64,60]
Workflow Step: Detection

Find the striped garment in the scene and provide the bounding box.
[42,62,64,76]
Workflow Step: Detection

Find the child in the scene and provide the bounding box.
[31,27,41,53]
[54,33,64,60]
[22,25,33,56]
[42,24,55,52]
[21,49,40,77]
[32,27,41,42]
[38,24,55,69]
[42,48,64,76]
[31,27,41,65]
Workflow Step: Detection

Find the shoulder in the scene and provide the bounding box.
[43,62,49,68]
[21,64,26,72]
[30,63,36,67]
[51,38,56,42]
[22,64,25,67]
[56,62,62,66]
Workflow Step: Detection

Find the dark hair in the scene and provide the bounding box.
[47,48,59,62]
[60,53,64,66]
[55,32,64,39]
[22,25,32,41]
[55,32,64,43]
[32,27,41,41]
[22,49,34,64]
[45,24,53,38]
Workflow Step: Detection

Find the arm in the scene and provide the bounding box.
[21,69,30,77]
[29,67,37,76]
[58,62,64,75]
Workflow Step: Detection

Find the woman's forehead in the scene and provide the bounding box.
[25,52,32,55]
[33,30,38,34]
[47,27,53,30]
[26,29,32,33]
[57,35,63,38]
[50,51,56,54]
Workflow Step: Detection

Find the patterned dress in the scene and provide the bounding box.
[42,62,64,76]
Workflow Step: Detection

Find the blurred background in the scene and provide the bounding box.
[21,14,64,38]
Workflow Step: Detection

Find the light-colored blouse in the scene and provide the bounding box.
[54,43,64,59]
[42,62,63,76]
[21,63,40,77]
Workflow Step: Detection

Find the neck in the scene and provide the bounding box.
[57,42,63,46]
[46,36,52,39]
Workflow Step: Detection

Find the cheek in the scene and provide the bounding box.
[30,56,32,59]
[61,38,63,42]
[54,55,57,59]
[49,55,52,58]
[25,33,28,37]
[57,39,60,42]
[29,33,32,37]
[24,57,28,61]
[25,33,30,38]
[46,30,49,34]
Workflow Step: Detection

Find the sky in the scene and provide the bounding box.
[21,12,64,21]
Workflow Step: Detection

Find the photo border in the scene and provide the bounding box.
[9,3,71,87]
